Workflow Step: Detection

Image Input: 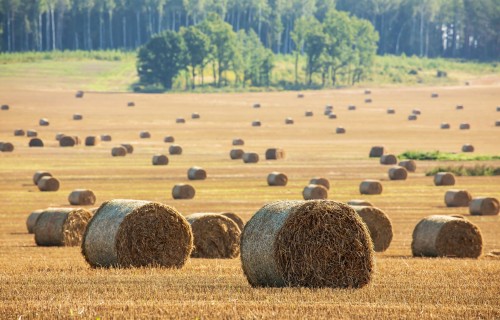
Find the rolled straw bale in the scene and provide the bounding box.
[441,123,450,129]
[305,111,313,117]
[242,152,259,163]
[169,144,183,155]
[387,108,395,114]
[127,101,135,107]
[411,215,482,258]
[434,172,455,186]
[265,148,285,160]
[297,93,304,98]
[230,149,244,160]
[121,144,134,154]
[82,199,193,267]
[462,144,474,152]
[445,189,472,207]
[139,131,151,139]
[221,212,245,231]
[27,130,38,137]
[164,136,175,143]
[365,98,372,103]
[380,154,398,165]
[100,134,112,141]
[328,113,337,119]
[364,89,371,94]
[253,103,261,108]
[68,189,96,205]
[111,146,127,157]
[152,154,169,165]
[33,171,52,185]
[456,105,464,110]
[252,120,261,127]
[285,117,294,124]
[0,142,14,152]
[431,93,439,98]
[325,105,333,111]
[55,133,65,140]
[185,213,241,258]
[188,166,207,180]
[26,209,43,233]
[369,146,384,158]
[85,136,98,146]
[303,184,328,200]
[412,109,421,115]
[34,208,92,246]
[29,138,44,147]
[37,176,60,191]
[496,120,500,127]
[388,166,408,180]
[267,172,288,186]
[75,90,84,98]
[408,114,417,121]
[232,138,244,146]
[348,105,356,111]
[324,110,332,116]
[191,112,200,120]
[1,104,9,110]
[359,180,383,195]
[73,114,83,120]
[336,127,346,134]
[347,200,373,207]
[39,118,49,126]
[176,118,186,123]
[309,177,330,190]
[350,206,393,252]
[172,184,196,199]
[240,200,374,288]
[459,123,470,130]
[469,197,499,216]
[497,106,500,112]
[398,160,417,172]
[14,129,25,136]
[59,136,76,147]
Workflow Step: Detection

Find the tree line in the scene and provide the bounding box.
[0,0,499,61]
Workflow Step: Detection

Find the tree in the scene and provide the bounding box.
[291,16,315,85]
[303,18,325,85]
[236,29,274,87]
[180,25,210,89]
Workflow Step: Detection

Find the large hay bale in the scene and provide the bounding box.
[164,136,175,143]
[188,166,207,180]
[462,144,474,152]
[34,208,92,246]
[441,123,450,129]
[412,109,421,115]
[26,209,43,233]
[434,172,455,186]
[240,200,374,288]
[387,108,395,114]
[380,154,398,165]
[411,215,482,258]
[1,104,9,110]
[350,206,392,252]
[0,142,14,152]
[285,117,294,124]
[303,184,328,200]
[139,131,151,139]
[359,180,383,195]
[176,118,186,123]
[85,136,98,146]
[29,138,44,147]
[33,171,52,185]
[309,177,330,190]
[388,166,408,180]
[232,138,244,146]
[348,105,356,111]
[69,189,96,205]
[100,134,112,141]
[37,176,60,192]
[398,160,417,172]
[59,136,76,147]
[369,146,384,158]
[111,146,127,157]
[73,114,83,120]
[230,149,244,160]
[445,189,472,207]
[152,154,169,165]
[267,172,288,186]
[469,197,499,216]
[82,199,193,268]
[172,184,196,199]
[242,152,259,163]
[185,213,241,258]
[191,113,200,119]
[169,144,183,155]
[336,127,346,134]
[305,111,314,117]
[14,129,25,136]
[75,90,84,98]
[347,199,373,207]
[121,144,134,154]
[265,148,285,160]
[408,114,417,121]
[221,212,245,231]
[27,130,38,137]
[252,120,261,127]
[39,118,49,126]
[459,123,470,130]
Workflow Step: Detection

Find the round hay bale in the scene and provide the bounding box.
[221,212,245,231]
[85,136,98,146]
[364,98,372,103]
[127,101,135,107]
[456,105,464,110]
[169,144,183,155]
[34,208,92,246]
[431,93,439,98]
[185,213,241,258]
[100,134,112,142]
[462,144,474,152]
[469,197,499,216]
[388,166,408,180]
[408,114,417,121]
[359,180,383,195]
[347,199,373,207]
[398,160,417,172]
[252,120,261,127]
[55,133,65,141]
[1,104,9,110]
[265,148,285,160]
[232,138,244,146]
[121,144,134,154]
[26,209,43,233]
[412,109,421,115]
[309,177,330,190]
[495,120,500,127]
[445,189,472,207]
[27,130,38,137]
[350,206,393,252]
[37,176,60,192]
[324,110,332,116]
[380,154,398,165]
[33,171,52,185]
[336,127,346,134]
[82,199,193,268]
[303,184,328,200]
[229,149,244,160]
[164,136,175,143]
[176,118,186,123]
[241,200,374,288]
[152,154,169,165]
[139,131,151,139]
[59,136,76,147]
[497,106,500,112]
[459,123,470,130]
[369,146,385,158]
[325,105,333,111]
[39,118,49,126]
[68,189,96,205]
[111,146,127,157]
[267,172,288,186]
[348,105,356,111]
[387,108,395,114]
[73,114,83,120]
[0,142,14,152]
[364,89,371,95]
[305,111,313,117]
[29,138,44,147]
[411,215,482,258]
[328,113,337,119]
[14,129,25,136]
[440,123,450,129]
[285,117,294,124]
[242,152,259,163]
[188,166,207,180]
[253,103,261,108]
[172,184,196,200]
[297,93,304,98]
[75,90,84,98]
[434,172,455,186]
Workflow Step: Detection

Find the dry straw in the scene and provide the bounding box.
[39,118,49,126]
[285,117,294,124]
[411,215,482,258]
[398,160,417,172]
[152,154,169,165]
[111,146,127,157]
[14,129,25,136]
[188,166,207,180]
[309,177,330,190]
[267,172,288,186]
[369,146,384,158]
[348,199,373,207]
[440,123,450,129]
[100,134,112,141]
[350,205,393,252]
[191,113,200,119]
[33,171,52,185]
[172,184,195,199]
[240,200,374,288]
[0,142,14,152]
[185,213,241,258]
[469,197,499,216]
[169,144,183,155]
[82,199,193,268]
[232,138,244,146]
[380,154,398,165]
[34,208,92,246]
[26,209,43,233]
[336,127,346,134]
[27,130,37,137]
[139,131,151,139]
[85,136,98,146]
[388,166,408,180]
[459,123,470,130]
[221,212,245,231]
[121,144,134,154]
[29,138,44,147]
[59,136,76,147]
[303,184,328,200]
[252,120,261,127]
[68,189,96,205]
[445,189,472,207]
[37,176,60,192]
[243,152,259,163]
[176,118,186,123]
[265,148,285,160]
[164,136,175,143]
[434,172,455,186]
[462,144,474,152]
[230,149,244,160]
[359,180,383,195]
[73,114,83,120]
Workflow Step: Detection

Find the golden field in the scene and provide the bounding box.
[0,79,499,318]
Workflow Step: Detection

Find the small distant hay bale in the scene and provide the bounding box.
[411,215,482,258]
[240,200,374,288]
[309,177,330,190]
[364,98,372,103]
[324,110,332,116]
[176,118,186,124]
[59,136,76,147]
[398,160,417,172]
[387,108,395,114]
[221,212,245,231]
[75,90,84,98]
[496,106,500,112]
[111,146,127,157]
[350,206,393,252]
[127,101,135,107]
[440,123,450,129]
[33,171,52,185]
[1,104,9,110]
[139,131,151,139]
[37,176,60,192]
[152,154,169,165]
[347,199,373,207]
[100,134,112,141]
[431,93,439,98]
[39,118,49,126]
[459,123,470,130]
[348,105,356,111]
[27,130,38,137]
[26,210,44,233]
[29,138,44,147]
[265,148,285,160]
[267,172,288,186]
[55,133,65,141]
[434,172,455,186]
[336,127,346,134]
[495,120,500,127]
[164,136,175,143]
[412,109,421,115]
[325,105,333,112]
[14,129,25,136]
[462,144,474,152]
[242,152,259,163]
[445,189,472,207]
[369,146,384,158]
[230,149,244,159]
[364,89,371,95]
[185,213,241,258]
[303,184,328,200]
[380,154,398,165]
[81,199,193,268]
[253,103,261,108]
[73,114,83,120]
[0,142,14,152]
[285,117,294,124]
[456,105,464,110]
[172,184,196,200]
[328,113,337,119]
[121,144,133,154]
[191,113,200,119]
[188,166,207,180]
[85,136,98,146]
[388,166,408,180]
[169,144,183,155]
[297,93,304,98]
[68,189,96,205]
[360,180,383,195]
[305,111,314,117]
[252,120,261,127]
[408,114,417,121]
[232,138,244,146]
[469,197,499,216]
[34,208,92,246]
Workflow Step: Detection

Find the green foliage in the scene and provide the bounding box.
[426,165,500,177]
[180,26,211,89]
[236,30,274,87]
[399,150,500,161]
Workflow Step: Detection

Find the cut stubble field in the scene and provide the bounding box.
[0,81,499,318]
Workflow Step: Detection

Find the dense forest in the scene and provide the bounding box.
[0,0,499,61]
